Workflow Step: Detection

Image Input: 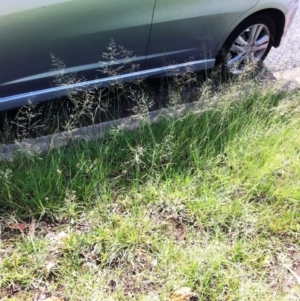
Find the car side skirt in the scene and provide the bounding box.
[0,59,215,111]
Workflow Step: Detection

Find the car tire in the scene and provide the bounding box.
[216,14,276,75]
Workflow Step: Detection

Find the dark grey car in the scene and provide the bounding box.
[0,0,298,111]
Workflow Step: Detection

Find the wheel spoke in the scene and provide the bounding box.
[236,35,248,46]
[230,43,245,53]
[252,44,268,52]
[253,35,270,51]
[249,24,264,44]
[227,53,246,68]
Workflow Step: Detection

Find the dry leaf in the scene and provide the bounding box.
[9,223,28,231]
[45,262,56,277]
[169,287,198,301]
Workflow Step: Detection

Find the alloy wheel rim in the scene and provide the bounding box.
[227,24,270,74]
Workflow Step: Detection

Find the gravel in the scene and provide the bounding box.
[264,8,300,72]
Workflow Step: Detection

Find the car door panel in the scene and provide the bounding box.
[0,0,155,98]
[146,0,259,70]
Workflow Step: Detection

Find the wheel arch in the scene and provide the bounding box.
[248,9,285,47]
[214,7,286,63]
[215,11,279,74]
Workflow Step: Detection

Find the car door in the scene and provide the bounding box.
[0,0,156,100]
[145,0,259,70]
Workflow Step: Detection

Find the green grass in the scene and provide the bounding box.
[0,76,300,300]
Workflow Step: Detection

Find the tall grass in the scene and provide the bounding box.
[0,50,300,300]
[0,68,286,216]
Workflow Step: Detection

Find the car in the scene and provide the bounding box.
[0,0,298,111]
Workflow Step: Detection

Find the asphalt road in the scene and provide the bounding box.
[264,8,300,72]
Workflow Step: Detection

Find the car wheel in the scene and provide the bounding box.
[217,15,276,75]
